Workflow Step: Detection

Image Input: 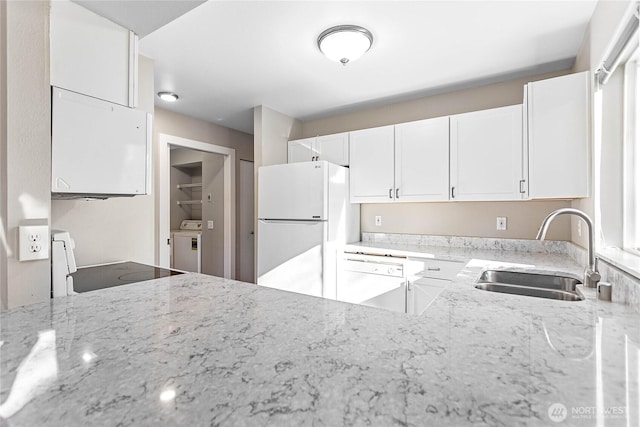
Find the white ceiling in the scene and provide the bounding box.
[73,0,206,38]
[136,0,598,135]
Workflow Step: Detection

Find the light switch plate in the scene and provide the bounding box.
[19,222,49,261]
[207,220,214,230]
[375,216,382,227]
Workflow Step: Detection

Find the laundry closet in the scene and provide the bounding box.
[170,148,225,276]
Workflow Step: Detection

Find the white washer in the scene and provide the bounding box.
[171,220,202,273]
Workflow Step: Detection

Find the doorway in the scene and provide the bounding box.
[158,134,236,279]
[238,160,255,282]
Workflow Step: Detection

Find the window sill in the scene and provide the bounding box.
[597,247,640,281]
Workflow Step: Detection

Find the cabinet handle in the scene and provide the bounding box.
[427,267,441,271]
[451,186,455,199]
[519,179,526,194]
[389,188,393,199]
[395,188,399,199]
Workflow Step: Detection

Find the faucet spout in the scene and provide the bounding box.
[536,208,600,288]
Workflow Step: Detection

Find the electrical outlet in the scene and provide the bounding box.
[19,222,49,261]
[496,217,507,231]
[578,220,582,237]
[207,220,214,230]
[375,215,382,227]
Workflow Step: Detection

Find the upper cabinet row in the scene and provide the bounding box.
[288,71,589,203]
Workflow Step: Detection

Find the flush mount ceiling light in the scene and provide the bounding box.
[318,25,373,66]
[158,92,179,102]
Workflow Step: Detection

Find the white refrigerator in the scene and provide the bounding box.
[257,161,360,298]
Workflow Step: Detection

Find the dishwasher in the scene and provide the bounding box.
[337,252,407,313]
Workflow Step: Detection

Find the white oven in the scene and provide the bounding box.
[337,252,407,313]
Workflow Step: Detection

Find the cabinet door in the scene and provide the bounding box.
[349,126,395,203]
[395,117,450,201]
[288,138,317,163]
[317,133,349,166]
[408,278,447,316]
[50,0,137,107]
[52,88,150,196]
[527,72,589,198]
[450,105,523,201]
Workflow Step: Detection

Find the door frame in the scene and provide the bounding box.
[238,159,255,283]
[158,133,236,279]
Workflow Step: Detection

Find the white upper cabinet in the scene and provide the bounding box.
[317,133,349,165]
[50,0,138,107]
[395,117,450,202]
[288,137,318,163]
[288,132,349,165]
[350,118,449,203]
[349,126,396,202]
[51,88,151,197]
[450,105,523,201]
[526,71,589,198]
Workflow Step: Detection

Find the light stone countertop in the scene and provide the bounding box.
[1,244,639,426]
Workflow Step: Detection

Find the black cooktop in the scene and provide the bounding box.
[71,262,184,293]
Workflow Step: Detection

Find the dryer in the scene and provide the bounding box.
[171,220,202,273]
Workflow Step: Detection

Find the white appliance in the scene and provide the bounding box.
[257,161,360,298]
[51,230,77,297]
[338,252,406,313]
[171,220,202,273]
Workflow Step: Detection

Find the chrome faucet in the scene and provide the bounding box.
[536,208,600,288]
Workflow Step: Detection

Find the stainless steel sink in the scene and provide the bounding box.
[475,270,584,301]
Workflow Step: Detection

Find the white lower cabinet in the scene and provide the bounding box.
[407,258,464,315]
[450,104,524,201]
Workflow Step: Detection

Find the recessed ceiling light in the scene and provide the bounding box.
[318,25,373,66]
[158,92,179,102]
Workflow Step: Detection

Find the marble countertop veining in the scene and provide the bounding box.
[1,245,640,426]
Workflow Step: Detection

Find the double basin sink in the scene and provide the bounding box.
[475,270,584,301]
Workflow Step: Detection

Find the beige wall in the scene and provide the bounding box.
[570,0,632,249]
[362,201,571,240]
[301,71,573,242]
[301,71,567,137]
[253,106,302,167]
[1,0,52,309]
[153,107,253,278]
[51,55,155,267]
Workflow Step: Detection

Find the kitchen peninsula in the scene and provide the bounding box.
[1,245,638,426]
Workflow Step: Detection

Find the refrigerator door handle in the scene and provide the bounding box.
[259,219,324,225]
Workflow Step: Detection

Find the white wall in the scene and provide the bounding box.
[51,55,155,267]
[1,0,52,309]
